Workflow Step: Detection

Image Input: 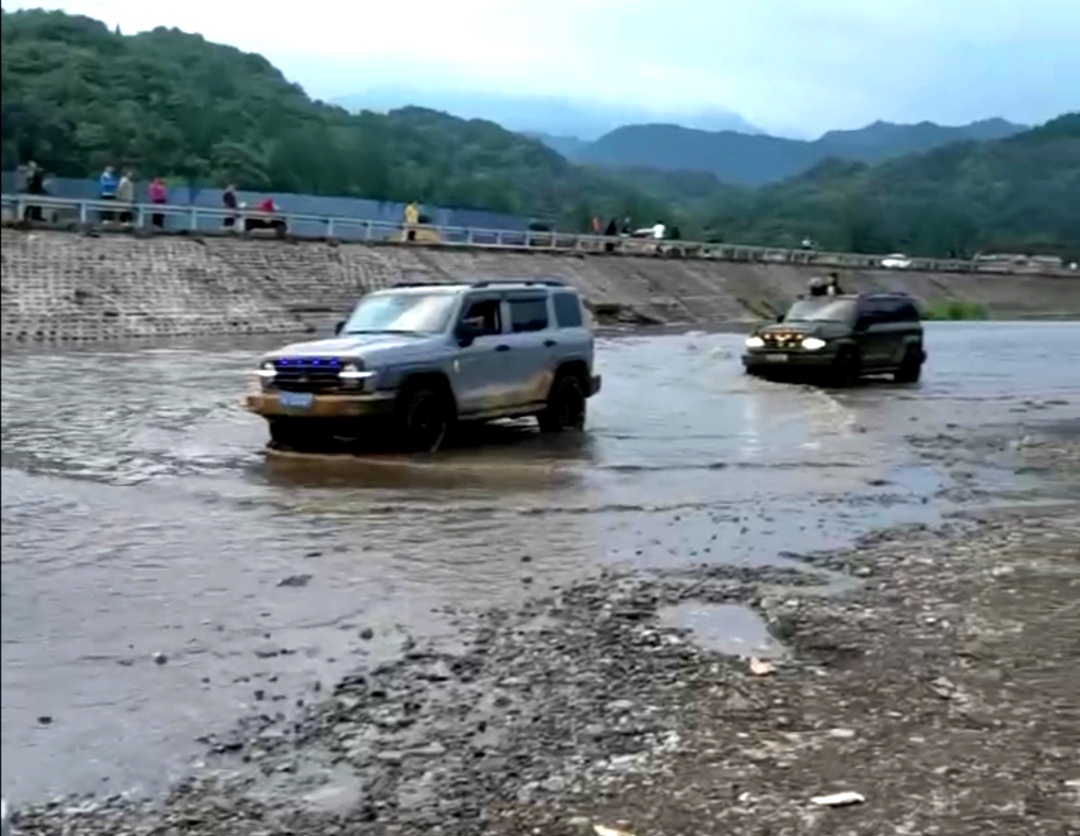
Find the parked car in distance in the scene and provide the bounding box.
[742,292,926,387]
[245,279,602,452]
[880,253,913,269]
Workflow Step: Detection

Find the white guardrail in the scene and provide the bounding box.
[0,192,1069,276]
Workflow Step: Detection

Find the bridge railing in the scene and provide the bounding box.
[0,193,1069,277]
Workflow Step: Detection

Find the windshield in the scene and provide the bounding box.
[342,292,457,334]
[783,298,857,323]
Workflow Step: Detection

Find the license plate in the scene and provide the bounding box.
[279,391,314,409]
[764,353,789,363]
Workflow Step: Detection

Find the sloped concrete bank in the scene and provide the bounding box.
[2,229,1078,342]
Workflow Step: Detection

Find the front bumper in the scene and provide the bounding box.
[742,350,837,371]
[244,390,397,419]
[589,374,602,397]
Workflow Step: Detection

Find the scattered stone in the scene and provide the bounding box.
[277,574,312,588]
[152,651,168,665]
[811,791,866,807]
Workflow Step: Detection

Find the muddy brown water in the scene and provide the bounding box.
[1,322,1077,804]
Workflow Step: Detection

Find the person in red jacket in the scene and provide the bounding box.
[148,177,167,228]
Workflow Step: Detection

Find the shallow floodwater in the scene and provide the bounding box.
[2,322,1077,803]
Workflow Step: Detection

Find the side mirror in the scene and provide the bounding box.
[334,320,345,335]
[854,317,871,331]
[775,314,784,323]
[455,320,483,346]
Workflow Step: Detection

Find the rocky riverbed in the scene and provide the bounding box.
[12,429,1080,836]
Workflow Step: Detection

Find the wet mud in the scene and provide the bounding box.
[2,322,1079,834]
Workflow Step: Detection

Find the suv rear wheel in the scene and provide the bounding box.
[538,373,586,433]
[397,383,452,452]
[894,346,923,383]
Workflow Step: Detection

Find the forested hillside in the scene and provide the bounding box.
[698,115,1080,257]
[0,8,666,225]
[2,8,1076,258]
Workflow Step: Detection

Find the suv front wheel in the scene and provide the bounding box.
[828,347,862,388]
[397,384,453,452]
[538,373,587,433]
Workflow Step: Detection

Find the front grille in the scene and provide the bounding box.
[271,357,345,392]
[763,332,805,349]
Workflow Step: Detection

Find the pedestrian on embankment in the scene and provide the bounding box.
[603,218,618,253]
[99,165,118,221]
[23,161,47,222]
[222,184,238,229]
[116,170,135,224]
[148,177,167,228]
[404,200,420,241]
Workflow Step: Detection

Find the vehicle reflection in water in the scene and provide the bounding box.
[261,420,596,492]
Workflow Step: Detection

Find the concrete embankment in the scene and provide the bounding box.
[2,229,1078,341]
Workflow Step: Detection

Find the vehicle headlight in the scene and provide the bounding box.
[801,337,827,351]
[339,362,376,384]
[745,336,765,348]
[255,361,276,378]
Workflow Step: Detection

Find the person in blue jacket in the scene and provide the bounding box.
[99,165,118,221]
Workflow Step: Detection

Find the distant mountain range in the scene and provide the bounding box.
[334,89,1028,186]
[558,118,1029,185]
[332,87,763,141]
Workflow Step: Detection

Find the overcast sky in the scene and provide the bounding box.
[8,0,1079,135]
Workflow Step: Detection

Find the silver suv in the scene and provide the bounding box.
[245,279,602,451]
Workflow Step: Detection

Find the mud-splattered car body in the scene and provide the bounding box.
[245,279,601,451]
[742,292,926,387]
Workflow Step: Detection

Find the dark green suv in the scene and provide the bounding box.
[742,292,926,386]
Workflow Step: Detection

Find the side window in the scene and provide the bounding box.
[858,300,883,327]
[460,297,502,336]
[897,301,920,322]
[508,298,550,333]
[876,300,900,324]
[553,293,584,328]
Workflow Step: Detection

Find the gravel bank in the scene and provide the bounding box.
[11,434,1080,836]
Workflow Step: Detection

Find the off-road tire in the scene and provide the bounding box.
[894,347,923,383]
[397,384,452,453]
[268,418,313,451]
[538,373,587,433]
[828,348,862,388]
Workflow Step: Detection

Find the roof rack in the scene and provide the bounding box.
[386,278,567,289]
[471,278,566,288]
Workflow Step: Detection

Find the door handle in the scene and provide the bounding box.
[495,344,511,352]
[544,339,557,347]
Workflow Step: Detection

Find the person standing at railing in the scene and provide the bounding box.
[99,165,118,221]
[23,161,47,221]
[148,177,167,228]
[116,170,135,224]
[222,184,238,229]
[403,200,420,242]
[603,218,618,253]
